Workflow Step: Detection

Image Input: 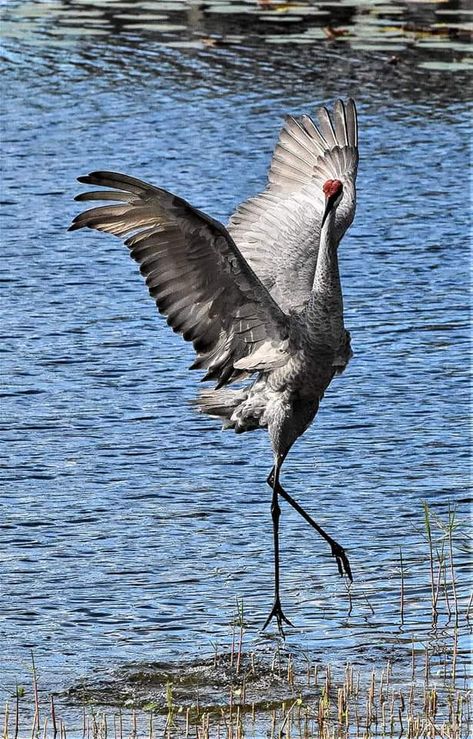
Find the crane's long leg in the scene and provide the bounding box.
[267,468,352,582]
[262,462,294,634]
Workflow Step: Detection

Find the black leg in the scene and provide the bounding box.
[262,464,294,634]
[267,468,353,582]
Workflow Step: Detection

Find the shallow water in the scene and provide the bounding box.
[1,0,471,708]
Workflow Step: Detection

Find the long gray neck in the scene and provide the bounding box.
[305,209,344,343]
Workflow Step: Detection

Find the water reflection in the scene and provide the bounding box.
[2,0,472,74]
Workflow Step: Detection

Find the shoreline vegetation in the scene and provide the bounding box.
[4,657,470,738]
[3,505,471,738]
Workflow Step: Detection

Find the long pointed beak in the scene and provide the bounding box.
[321,196,333,229]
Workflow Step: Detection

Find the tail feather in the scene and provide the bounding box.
[195,388,247,423]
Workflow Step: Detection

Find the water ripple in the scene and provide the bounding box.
[0,0,470,702]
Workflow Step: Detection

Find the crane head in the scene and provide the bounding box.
[321,179,343,228]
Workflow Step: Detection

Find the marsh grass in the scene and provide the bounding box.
[3,654,470,739]
[3,506,471,739]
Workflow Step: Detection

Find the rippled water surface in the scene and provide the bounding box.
[1,0,471,707]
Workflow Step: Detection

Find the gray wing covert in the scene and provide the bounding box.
[69,172,291,387]
[227,99,359,314]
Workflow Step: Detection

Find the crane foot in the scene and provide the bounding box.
[330,541,353,582]
[262,597,294,635]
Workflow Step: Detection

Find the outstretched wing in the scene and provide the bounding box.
[69,171,291,387]
[227,99,358,313]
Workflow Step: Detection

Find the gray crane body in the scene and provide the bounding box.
[69,98,359,630]
[202,205,349,462]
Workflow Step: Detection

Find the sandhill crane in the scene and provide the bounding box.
[69,98,359,631]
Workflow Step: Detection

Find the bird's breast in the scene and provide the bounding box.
[267,345,335,401]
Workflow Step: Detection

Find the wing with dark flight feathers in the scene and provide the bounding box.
[69,171,291,387]
[227,99,358,313]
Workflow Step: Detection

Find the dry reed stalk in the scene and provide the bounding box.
[184,707,190,737]
[271,645,283,678]
[354,699,360,738]
[287,655,294,687]
[212,642,218,669]
[30,705,38,739]
[301,708,309,739]
[2,702,9,739]
[325,664,331,699]
[434,544,445,622]
[447,510,460,628]
[423,502,439,627]
[466,592,473,626]
[31,654,40,739]
[344,664,351,696]
[388,689,395,736]
[236,705,242,739]
[441,551,453,623]
[304,661,310,688]
[228,686,233,734]
[235,601,244,676]
[219,707,229,738]
[451,626,459,688]
[424,647,430,687]
[399,546,405,625]
[379,666,385,708]
[365,689,370,731]
[336,686,347,728]
[278,698,299,738]
[230,622,235,670]
[398,690,405,735]
[408,682,415,717]
[235,631,243,675]
[386,660,392,692]
[411,639,416,681]
[49,696,57,738]
[456,691,464,736]
[14,690,20,739]
[381,695,387,736]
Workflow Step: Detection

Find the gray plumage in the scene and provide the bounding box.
[228,98,358,312]
[69,99,359,631]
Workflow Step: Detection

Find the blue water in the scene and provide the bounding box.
[0,0,471,706]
